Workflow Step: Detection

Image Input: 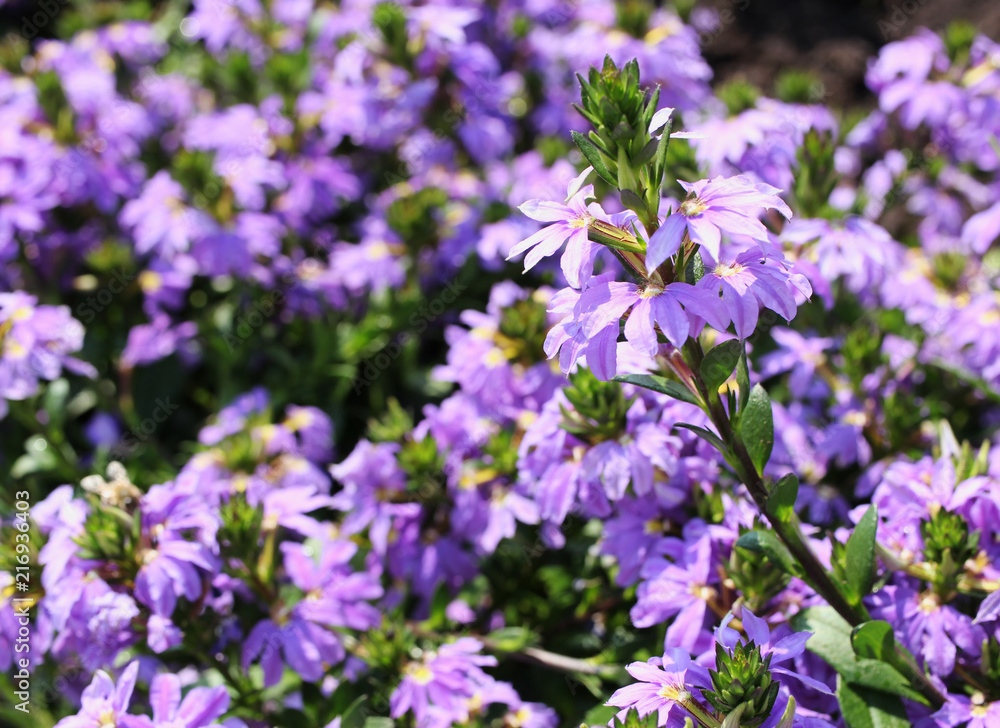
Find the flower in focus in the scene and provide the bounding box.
[508,184,606,288]
[605,647,712,727]
[696,248,812,340]
[646,175,792,270]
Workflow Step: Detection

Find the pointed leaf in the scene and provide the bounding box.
[740,384,773,475]
[571,131,617,187]
[701,340,743,393]
[845,505,878,605]
[619,189,649,218]
[767,474,799,523]
[736,350,750,412]
[612,373,702,407]
[735,529,802,577]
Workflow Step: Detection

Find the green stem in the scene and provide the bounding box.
[681,337,947,710]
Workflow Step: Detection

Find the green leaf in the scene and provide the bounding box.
[617,145,639,192]
[791,608,929,704]
[11,436,59,478]
[619,188,649,218]
[674,423,727,454]
[740,384,774,475]
[736,351,751,412]
[701,340,743,394]
[44,378,70,427]
[845,505,878,605]
[485,626,537,652]
[767,474,799,523]
[836,676,910,728]
[633,137,659,167]
[571,131,617,187]
[734,529,802,577]
[720,703,746,728]
[851,621,895,662]
[612,373,702,407]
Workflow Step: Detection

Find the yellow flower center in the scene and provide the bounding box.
[640,284,664,299]
[714,263,745,278]
[680,198,708,217]
[657,683,691,701]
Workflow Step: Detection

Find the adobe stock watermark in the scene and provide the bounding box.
[352,279,468,394]
[877,0,931,40]
[74,270,137,324]
[11,0,72,43]
[223,268,307,352]
[110,397,180,457]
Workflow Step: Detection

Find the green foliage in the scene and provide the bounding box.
[739,384,774,476]
[734,528,802,579]
[766,474,799,523]
[774,70,825,104]
[702,641,779,728]
[836,677,910,728]
[728,524,793,612]
[844,505,878,606]
[791,608,929,705]
[612,373,702,407]
[562,369,636,442]
[716,79,760,116]
[701,340,743,395]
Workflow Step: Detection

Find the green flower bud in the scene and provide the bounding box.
[701,641,779,728]
[560,369,635,443]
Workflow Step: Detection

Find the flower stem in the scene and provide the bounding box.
[681,337,947,710]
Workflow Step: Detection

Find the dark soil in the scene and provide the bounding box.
[698,0,1000,107]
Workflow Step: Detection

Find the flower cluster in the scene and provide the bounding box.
[1,3,1000,728]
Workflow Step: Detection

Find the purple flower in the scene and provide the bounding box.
[631,521,718,653]
[390,637,505,727]
[696,247,812,340]
[605,648,712,727]
[53,661,139,728]
[931,693,1000,728]
[126,672,231,728]
[242,540,381,687]
[121,314,199,368]
[119,171,215,258]
[508,184,606,288]
[0,293,96,417]
[974,589,1000,625]
[758,328,835,398]
[646,175,792,269]
[714,610,834,695]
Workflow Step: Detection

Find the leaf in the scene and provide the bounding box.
[571,131,616,187]
[845,505,878,605]
[701,340,743,393]
[674,423,727,454]
[735,529,802,577]
[619,189,649,218]
[736,350,751,412]
[791,608,929,704]
[836,677,910,728]
[720,703,746,728]
[612,373,702,407]
[633,137,659,167]
[617,145,639,193]
[767,474,799,523]
[851,621,895,662]
[485,626,537,652]
[740,384,773,475]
